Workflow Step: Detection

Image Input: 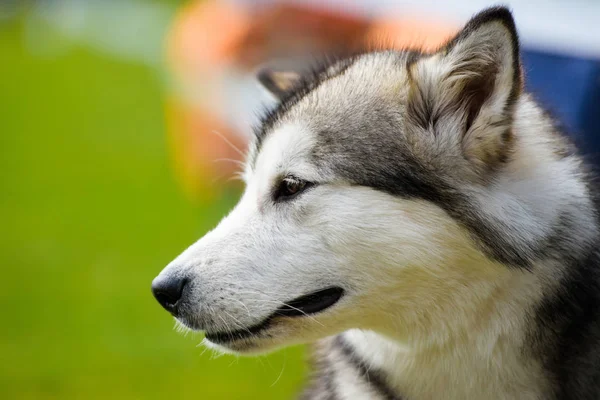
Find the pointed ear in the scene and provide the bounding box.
[256,68,302,100]
[408,7,522,172]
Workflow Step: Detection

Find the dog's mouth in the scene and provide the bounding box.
[276,286,345,317]
[204,286,344,344]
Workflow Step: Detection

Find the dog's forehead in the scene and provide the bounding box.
[291,53,409,120]
[285,53,410,134]
[249,52,414,180]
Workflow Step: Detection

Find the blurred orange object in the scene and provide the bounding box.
[367,16,457,52]
[167,1,251,78]
[164,1,457,202]
[165,1,251,202]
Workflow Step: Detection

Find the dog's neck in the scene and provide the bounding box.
[311,268,554,400]
[339,327,545,400]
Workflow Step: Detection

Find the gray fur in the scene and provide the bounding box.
[153,7,600,399]
[257,7,600,400]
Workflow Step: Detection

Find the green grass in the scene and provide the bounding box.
[0,18,306,399]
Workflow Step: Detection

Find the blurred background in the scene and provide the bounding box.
[1,0,599,399]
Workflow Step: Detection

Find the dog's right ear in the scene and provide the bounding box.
[257,68,301,100]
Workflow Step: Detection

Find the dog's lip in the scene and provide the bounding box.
[275,286,345,317]
[204,286,345,344]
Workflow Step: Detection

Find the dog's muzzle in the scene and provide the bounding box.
[204,286,345,344]
[151,271,345,344]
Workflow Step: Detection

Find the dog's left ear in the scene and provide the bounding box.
[408,7,522,172]
[257,68,302,100]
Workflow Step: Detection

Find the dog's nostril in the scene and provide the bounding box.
[151,276,188,315]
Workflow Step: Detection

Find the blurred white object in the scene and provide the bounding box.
[24,0,174,65]
[232,0,600,60]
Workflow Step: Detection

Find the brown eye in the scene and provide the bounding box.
[274,177,312,201]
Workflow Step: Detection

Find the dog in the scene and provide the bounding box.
[152,7,600,399]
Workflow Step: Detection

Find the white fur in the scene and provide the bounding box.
[153,11,598,399]
[158,101,574,395]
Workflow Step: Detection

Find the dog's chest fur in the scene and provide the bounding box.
[302,331,549,400]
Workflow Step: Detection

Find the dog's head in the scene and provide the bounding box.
[151,7,586,354]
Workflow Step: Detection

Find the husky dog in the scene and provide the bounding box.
[152,7,600,399]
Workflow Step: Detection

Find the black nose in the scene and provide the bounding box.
[151,275,188,315]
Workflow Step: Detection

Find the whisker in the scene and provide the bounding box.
[230,289,325,327]
[213,158,245,167]
[218,314,235,342]
[270,352,287,387]
[231,298,252,318]
[223,310,252,335]
[226,174,245,183]
[211,130,246,158]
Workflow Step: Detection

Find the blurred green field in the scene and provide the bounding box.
[0,13,306,400]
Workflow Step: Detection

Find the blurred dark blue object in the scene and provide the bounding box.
[522,49,600,163]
